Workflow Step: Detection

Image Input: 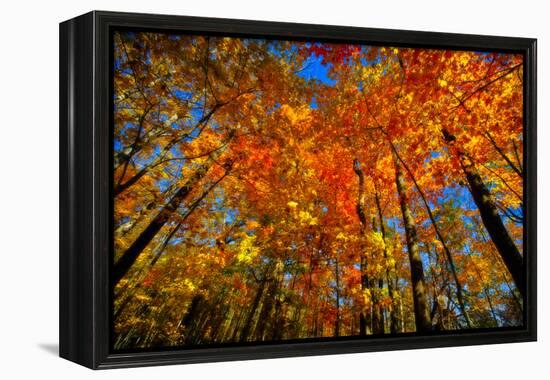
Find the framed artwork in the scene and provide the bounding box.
[60,11,537,369]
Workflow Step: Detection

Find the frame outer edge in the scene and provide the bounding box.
[93,9,113,368]
[57,10,538,369]
[59,17,73,363]
[526,38,537,341]
[59,11,96,369]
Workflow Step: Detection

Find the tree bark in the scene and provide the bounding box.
[353,159,373,335]
[385,136,472,328]
[230,307,246,342]
[378,129,466,330]
[394,160,432,332]
[254,279,278,341]
[181,294,206,344]
[462,160,524,295]
[371,280,384,334]
[370,214,385,334]
[113,133,234,285]
[442,128,524,296]
[240,266,269,342]
[375,188,399,334]
[334,253,341,337]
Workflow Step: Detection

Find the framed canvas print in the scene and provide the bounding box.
[59,11,537,369]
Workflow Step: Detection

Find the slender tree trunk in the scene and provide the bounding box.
[219,306,236,342]
[311,293,320,337]
[114,115,227,196]
[461,159,525,295]
[254,278,278,341]
[424,205,472,328]
[181,294,205,344]
[370,216,385,334]
[113,135,234,285]
[334,253,341,337]
[230,307,246,342]
[442,128,524,296]
[353,159,373,335]
[272,297,285,341]
[240,267,269,342]
[114,97,221,177]
[394,160,432,332]
[399,295,405,332]
[115,200,156,237]
[115,165,149,196]
[206,288,231,342]
[484,287,500,327]
[466,251,500,327]
[425,243,449,330]
[375,188,399,334]
[115,133,182,196]
[387,139,472,328]
[372,280,384,334]
[114,106,153,185]
[474,223,523,315]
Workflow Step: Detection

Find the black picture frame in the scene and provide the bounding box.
[59,10,537,369]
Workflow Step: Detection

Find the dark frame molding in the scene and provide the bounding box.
[60,10,537,369]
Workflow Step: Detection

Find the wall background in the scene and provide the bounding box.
[0,0,546,378]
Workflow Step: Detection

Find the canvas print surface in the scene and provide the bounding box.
[112,31,524,351]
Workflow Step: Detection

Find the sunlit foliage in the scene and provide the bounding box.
[112,31,524,350]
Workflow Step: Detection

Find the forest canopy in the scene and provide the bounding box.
[112,31,524,350]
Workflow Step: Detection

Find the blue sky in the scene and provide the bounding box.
[297,54,336,86]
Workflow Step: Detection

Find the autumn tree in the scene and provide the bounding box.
[112,34,525,349]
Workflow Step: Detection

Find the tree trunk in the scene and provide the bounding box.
[113,135,234,285]
[371,280,384,334]
[394,160,432,332]
[353,159,373,335]
[181,294,205,344]
[254,279,277,341]
[271,297,285,341]
[442,128,524,296]
[114,119,228,196]
[334,253,341,337]
[386,137,472,328]
[115,165,149,196]
[375,189,399,334]
[461,158,524,295]
[369,216,385,335]
[230,307,246,342]
[240,269,269,342]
